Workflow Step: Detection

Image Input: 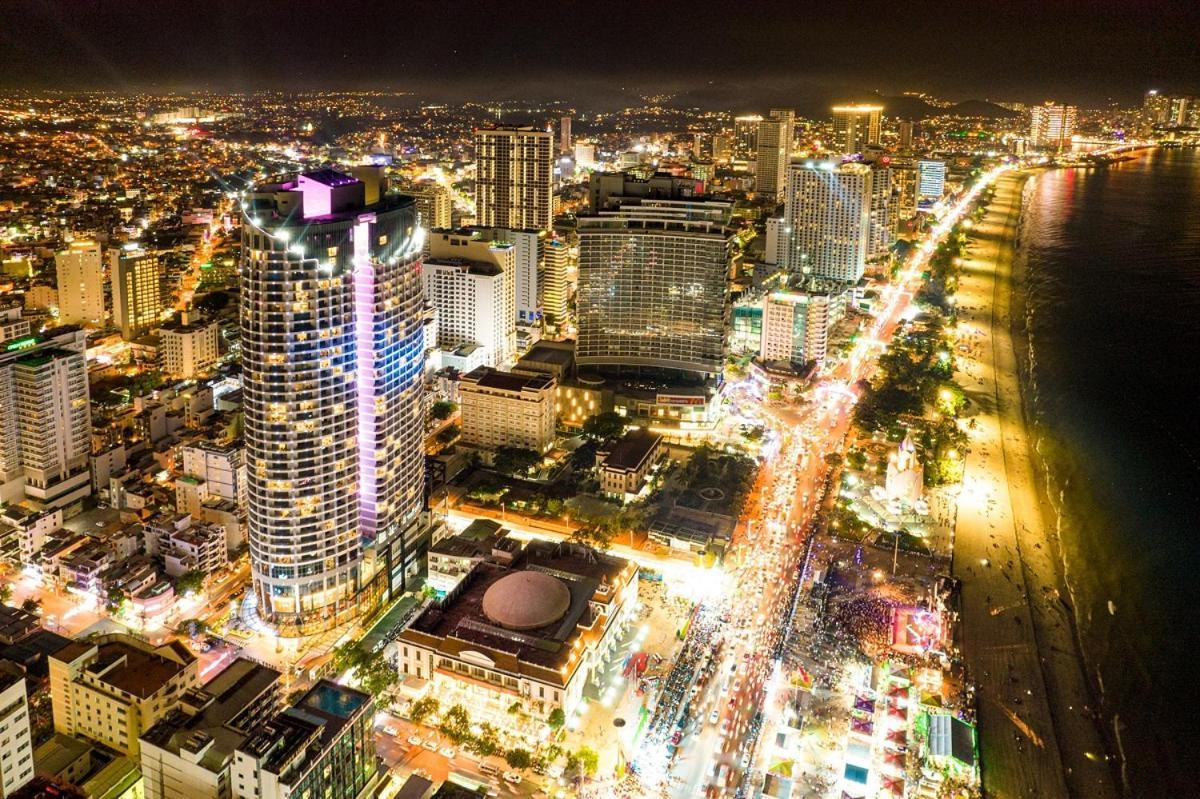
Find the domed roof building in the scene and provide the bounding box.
[482,571,572,631]
[394,538,639,721]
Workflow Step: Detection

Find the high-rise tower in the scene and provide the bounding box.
[832,104,883,155]
[55,241,105,327]
[111,246,164,339]
[756,108,795,204]
[733,115,763,160]
[474,126,553,231]
[577,196,732,378]
[783,160,873,283]
[239,168,427,635]
[1029,102,1078,150]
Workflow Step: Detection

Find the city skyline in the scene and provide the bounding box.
[0,8,1197,798]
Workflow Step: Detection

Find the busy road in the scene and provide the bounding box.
[635,164,1015,798]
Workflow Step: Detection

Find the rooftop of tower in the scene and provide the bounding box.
[242,167,413,227]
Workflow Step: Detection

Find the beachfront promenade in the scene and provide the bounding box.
[952,172,1119,799]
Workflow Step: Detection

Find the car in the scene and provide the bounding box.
[382,725,398,736]
[408,735,423,746]
[439,746,456,759]
[95,521,106,527]
[503,772,523,785]
[422,739,439,751]
[720,718,730,737]
[709,709,720,725]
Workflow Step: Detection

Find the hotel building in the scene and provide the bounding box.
[783,160,874,283]
[831,104,883,155]
[474,126,553,232]
[755,108,794,203]
[0,326,92,508]
[240,168,427,635]
[458,367,556,454]
[111,246,165,340]
[577,197,733,379]
[54,241,105,328]
[422,229,517,368]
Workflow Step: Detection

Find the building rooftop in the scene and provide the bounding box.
[52,634,195,699]
[140,658,280,774]
[300,168,359,188]
[237,680,370,779]
[429,520,514,560]
[519,342,574,367]
[0,604,42,645]
[599,429,663,472]
[424,257,504,277]
[406,540,632,672]
[482,571,572,631]
[461,367,554,393]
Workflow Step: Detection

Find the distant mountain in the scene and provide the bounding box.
[947,100,1020,119]
[870,95,939,120]
[856,95,1022,120]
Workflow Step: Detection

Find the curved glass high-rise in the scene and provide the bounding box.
[240,169,426,636]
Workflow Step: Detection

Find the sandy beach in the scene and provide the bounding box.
[951,171,1119,799]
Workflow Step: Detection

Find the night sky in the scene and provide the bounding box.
[1,0,1197,107]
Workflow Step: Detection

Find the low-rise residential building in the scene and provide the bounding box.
[0,505,63,565]
[140,658,282,799]
[179,440,245,510]
[48,634,199,757]
[597,429,664,501]
[231,682,379,799]
[426,519,519,595]
[458,367,556,454]
[163,523,227,578]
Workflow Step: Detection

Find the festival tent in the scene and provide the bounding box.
[927,713,977,769]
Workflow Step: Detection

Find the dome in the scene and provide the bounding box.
[482,571,571,631]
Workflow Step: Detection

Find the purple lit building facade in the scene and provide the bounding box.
[240,169,427,635]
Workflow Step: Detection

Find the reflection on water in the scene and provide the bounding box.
[1017,148,1200,796]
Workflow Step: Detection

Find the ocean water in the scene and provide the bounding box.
[1015,148,1200,797]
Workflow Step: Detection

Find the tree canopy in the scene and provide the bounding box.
[581,411,624,442]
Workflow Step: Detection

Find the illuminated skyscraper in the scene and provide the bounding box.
[0,325,91,508]
[577,197,732,378]
[408,182,452,230]
[54,241,105,327]
[832,104,883,154]
[917,159,947,201]
[867,162,894,260]
[240,168,427,635]
[756,108,795,204]
[733,115,763,160]
[559,115,572,154]
[474,126,553,231]
[1029,102,1078,149]
[783,160,873,283]
[110,246,164,339]
[542,235,570,330]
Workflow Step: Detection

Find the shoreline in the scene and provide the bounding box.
[1007,170,1130,795]
[950,171,1119,799]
